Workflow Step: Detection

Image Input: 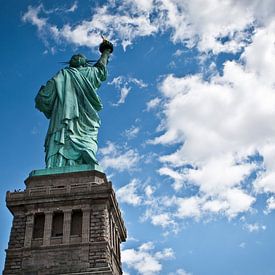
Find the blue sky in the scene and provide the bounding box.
[1,0,275,274]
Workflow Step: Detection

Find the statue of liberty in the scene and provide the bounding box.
[35,38,113,168]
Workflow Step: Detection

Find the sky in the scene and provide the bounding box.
[1,0,275,274]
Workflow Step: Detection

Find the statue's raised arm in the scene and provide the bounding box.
[98,37,113,65]
[35,38,114,169]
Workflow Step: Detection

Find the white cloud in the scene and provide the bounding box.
[155,247,174,259]
[158,160,255,218]
[140,185,256,232]
[243,223,266,232]
[118,86,131,105]
[151,213,175,228]
[124,0,154,13]
[202,199,228,214]
[99,141,116,155]
[22,2,157,51]
[100,148,139,171]
[124,125,140,139]
[67,1,78,12]
[60,23,101,48]
[223,189,255,218]
[109,76,147,105]
[23,0,275,54]
[151,14,275,216]
[140,194,180,234]
[130,78,148,89]
[175,196,202,219]
[90,5,158,51]
[117,179,142,206]
[139,241,155,251]
[254,171,275,193]
[99,141,140,171]
[146,97,162,111]
[265,196,275,213]
[187,156,254,195]
[168,269,192,275]
[122,242,174,275]
[144,185,155,197]
[22,5,47,30]
[158,168,180,179]
[239,242,246,249]
[158,167,184,191]
[176,269,192,275]
[173,49,185,57]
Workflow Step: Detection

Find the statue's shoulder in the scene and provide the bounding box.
[62,67,71,73]
[79,66,93,71]
[53,67,67,76]
[77,66,95,76]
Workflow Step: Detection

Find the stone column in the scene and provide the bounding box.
[63,210,71,244]
[82,208,90,243]
[43,211,52,246]
[24,213,34,247]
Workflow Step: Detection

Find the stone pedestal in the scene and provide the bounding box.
[3,170,127,275]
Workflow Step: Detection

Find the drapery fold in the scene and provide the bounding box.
[35,63,107,168]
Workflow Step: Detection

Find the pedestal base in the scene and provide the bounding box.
[4,170,126,275]
[29,164,104,177]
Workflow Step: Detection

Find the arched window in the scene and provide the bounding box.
[52,212,64,237]
[33,213,45,239]
[70,210,82,236]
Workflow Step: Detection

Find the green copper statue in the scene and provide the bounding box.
[35,39,113,168]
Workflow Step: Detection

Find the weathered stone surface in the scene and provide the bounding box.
[3,170,127,275]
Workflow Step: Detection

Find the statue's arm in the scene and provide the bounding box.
[92,49,111,83]
[96,49,112,67]
[97,38,113,66]
[35,79,57,119]
[88,40,113,86]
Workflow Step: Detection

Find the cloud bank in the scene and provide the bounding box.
[22,0,275,53]
[22,0,275,220]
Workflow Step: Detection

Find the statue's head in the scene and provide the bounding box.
[69,54,87,68]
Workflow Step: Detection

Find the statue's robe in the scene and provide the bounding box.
[35,63,106,168]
